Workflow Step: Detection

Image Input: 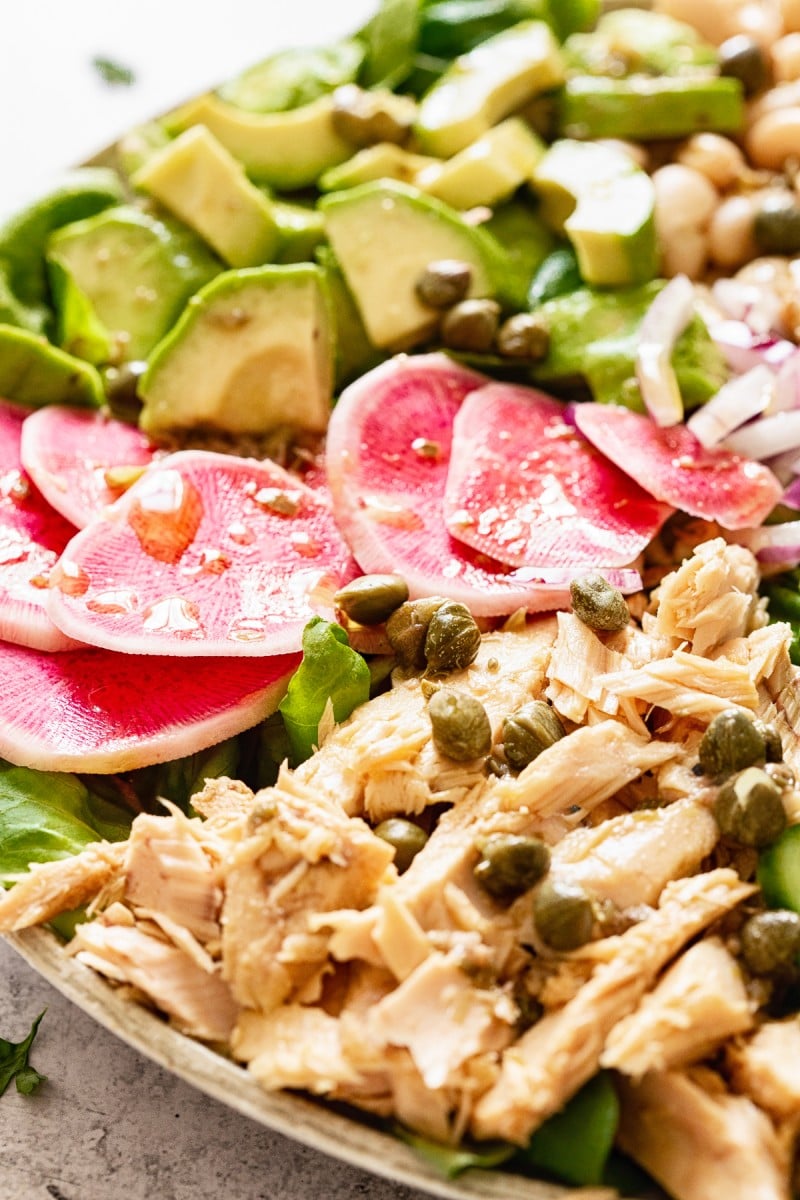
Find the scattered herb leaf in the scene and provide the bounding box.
[396,1126,515,1178]
[521,1071,620,1186]
[0,1010,47,1097]
[92,56,136,87]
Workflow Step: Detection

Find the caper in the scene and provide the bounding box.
[331,84,415,146]
[495,313,550,361]
[374,817,428,874]
[415,260,473,310]
[428,687,492,761]
[713,767,787,848]
[424,600,481,673]
[718,34,770,96]
[334,573,409,626]
[513,983,544,1033]
[740,909,800,976]
[502,700,565,771]
[754,719,783,764]
[386,597,446,669]
[101,360,146,421]
[699,709,766,779]
[533,878,595,951]
[753,194,800,256]
[569,572,630,632]
[765,761,796,791]
[440,298,501,353]
[474,834,550,901]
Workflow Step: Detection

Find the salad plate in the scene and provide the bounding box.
[1,2,800,1200]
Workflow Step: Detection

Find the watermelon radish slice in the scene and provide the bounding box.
[0,400,83,652]
[573,403,783,530]
[326,354,579,617]
[0,638,299,772]
[20,405,159,529]
[47,450,360,656]
[444,383,673,568]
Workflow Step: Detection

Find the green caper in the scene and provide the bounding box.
[699,709,767,779]
[474,834,551,901]
[718,34,770,96]
[740,909,800,976]
[331,84,416,146]
[754,719,783,764]
[334,574,409,626]
[374,817,428,874]
[495,313,550,361]
[440,298,501,353]
[415,260,473,310]
[101,360,146,421]
[428,687,492,761]
[512,983,544,1033]
[502,700,565,771]
[424,600,482,673]
[713,767,787,848]
[569,572,630,632]
[753,193,800,256]
[533,878,595,951]
[386,597,446,669]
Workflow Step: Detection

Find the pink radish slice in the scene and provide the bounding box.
[47,450,360,656]
[0,638,299,772]
[20,405,159,529]
[325,354,576,617]
[444,383,673,568]
[573,403,783,530]
[0,400,83,651]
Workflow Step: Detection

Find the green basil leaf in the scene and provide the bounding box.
[358,0,422,89]
[0,1010,47,1098]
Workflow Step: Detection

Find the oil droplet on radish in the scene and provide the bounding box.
[290,531,321,558]
[51,557,90,595]
[128,469,203,564]
[142,595,203,635]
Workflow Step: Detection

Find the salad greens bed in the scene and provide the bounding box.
[3,0,800,1197]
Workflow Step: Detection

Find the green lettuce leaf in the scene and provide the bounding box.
[522,1071,620,1186]
[0,1010,47,1097]
[279,618,370,764]
[396,1127,515,1178]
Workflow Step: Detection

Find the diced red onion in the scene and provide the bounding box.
[635,274,695,427]
[772,349,800,413]
[511,566,642,594]
[732,522,800,565]
[722,409,800,459]
[708,318,796,375]
[782,474,800,509]
[711,278,784,335]
[686,365,773,449]
[765,446,800,486]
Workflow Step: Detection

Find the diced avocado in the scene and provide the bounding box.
[217,39,364,113]
[139,264,333,439]
[316,245,385,389]
[133,127,279,269]
[320,180,506,349]
[0,324,103,408]
[531,283,728,410]
[0,168,125,335]
[163,93,354,190]
[558,76,744,141]
[483,199,555,310]
[415,118,545,209]
[565,9,718,77]
[319,143,439,192]
[272,200,326,264]
[116,121,172,180]
[414,21,565,157]
[531,139,657,287]
[46,205,221,364]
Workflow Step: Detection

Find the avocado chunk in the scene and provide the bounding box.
[0,324,103,408]
[319,143,439,192]
[0,168,124,335]
[163,93,354,190]
[557,76,744,141]
[414,21,565,157]
[133,127,279,268]
[272,200,326,264]
[320,180,506,349]
[46,205,221,364]
[564,9,718,77]
[416,117,545,209]
[531,139,657,287]
[217,39,364,113]
[316,245,385,389]
[116,121,172,180]
[139,264,333,439]
[531,283,728,411]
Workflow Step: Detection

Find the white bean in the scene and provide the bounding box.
[781,0,800,33]
[652,164,719,239]
[675,133,746,189]
[653,0,781,45]
[746,106,800,169]
[732,2,784,47]
[708,195,758,268]
[661,228,710,279]
[773,32,800,80]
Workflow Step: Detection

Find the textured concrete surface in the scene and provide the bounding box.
[0,938,425,1200]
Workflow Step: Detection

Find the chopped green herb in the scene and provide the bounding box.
[92,57,136,87]
[0,1011,47,1098]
